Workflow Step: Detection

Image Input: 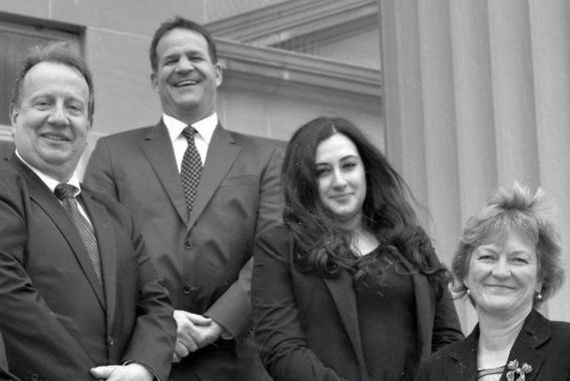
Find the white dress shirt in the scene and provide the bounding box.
[163,113,218,172]
[14,150,91,223]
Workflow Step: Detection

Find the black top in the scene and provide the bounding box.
[353,246,418,381]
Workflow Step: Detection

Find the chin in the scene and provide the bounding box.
[482,300,532,314]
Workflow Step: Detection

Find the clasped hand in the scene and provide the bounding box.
[89,363,152,381]
[172,310,223,363]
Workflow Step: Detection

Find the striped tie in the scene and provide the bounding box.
[54,183,102,283]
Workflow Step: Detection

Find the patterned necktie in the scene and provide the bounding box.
[180,126,203,217]
[54,183,102,284]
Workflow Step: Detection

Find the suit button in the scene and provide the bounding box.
[184,241,192,250]
[30,374,39,381]
[183,285,198,295]
[107,335,115,346]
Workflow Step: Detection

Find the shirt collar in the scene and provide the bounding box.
[163,112,218,144]
[15,150,82,194]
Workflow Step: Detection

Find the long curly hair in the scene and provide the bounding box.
[282,117,449,295]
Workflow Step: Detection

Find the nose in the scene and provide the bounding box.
[174,56,193,73]
[47,103,70,127]
[331,168,347,188]
[490,258,511,279]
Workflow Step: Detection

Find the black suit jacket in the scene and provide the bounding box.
[0,334,18,381]
[0,141,13,159]
[0,156,176,381]
[252,225,463,381]
[84,121,283,380]
[415,309,570,381]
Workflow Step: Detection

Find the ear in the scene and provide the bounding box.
[150,72,158,92]
[214,62,223,88]
[9,103,20,126]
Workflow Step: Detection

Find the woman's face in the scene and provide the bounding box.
[464,229,541,319]
[314,133,367,229]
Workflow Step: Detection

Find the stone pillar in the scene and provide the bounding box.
[379,0,570,330]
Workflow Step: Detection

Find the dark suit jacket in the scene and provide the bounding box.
[0,156,176,381]
[252,225,464,381]
[0,334,19,381]
[415,309,570,381]
[0,141,14,159]
[84,121,283,380]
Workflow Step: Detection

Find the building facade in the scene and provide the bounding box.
[1,0,569,332]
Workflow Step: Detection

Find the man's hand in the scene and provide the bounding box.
[89,363,152,381]
[172,310,224,362]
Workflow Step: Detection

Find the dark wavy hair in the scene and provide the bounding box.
[149,15,218,72]
[282,116,449,295]
[451,183,564,306]
[11,41,94,124]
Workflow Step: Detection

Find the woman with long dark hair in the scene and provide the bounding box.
[252,116,463,381]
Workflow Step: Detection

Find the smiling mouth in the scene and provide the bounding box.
[485,284,515,290]
[331,193,352,200]
[42,133,70,142]
[174,80,199,87]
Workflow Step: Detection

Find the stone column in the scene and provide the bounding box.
[379,0,570,329]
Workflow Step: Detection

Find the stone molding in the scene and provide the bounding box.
[208,0,378,47]
[217,37,381,97]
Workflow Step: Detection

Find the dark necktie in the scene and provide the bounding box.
[54,183,102,283]
[180,126,202,217]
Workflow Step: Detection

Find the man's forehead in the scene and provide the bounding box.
[24,62,88,89]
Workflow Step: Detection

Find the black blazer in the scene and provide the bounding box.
[0,333,18,381]
[252,225,463,381]
[415,309,570,381]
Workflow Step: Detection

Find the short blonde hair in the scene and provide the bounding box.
[451,183,564,305]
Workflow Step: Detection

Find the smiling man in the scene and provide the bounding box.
[0,42,176,380]
[84,17,283,381]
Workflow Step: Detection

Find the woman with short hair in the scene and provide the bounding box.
[416,183,568,381]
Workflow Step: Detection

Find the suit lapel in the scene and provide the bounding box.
[448,326,479,380]
[81,191,116,323]
[139,121,188,224]
[322,271,368,381]
[188,124,240,229]
[502,310,549,381]
[11,156,106,309]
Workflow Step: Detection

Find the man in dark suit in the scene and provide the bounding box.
[0,42,176,380]
[84,17,283,381]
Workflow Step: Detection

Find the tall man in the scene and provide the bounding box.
[0,42,176,380]
[84,17,283,380]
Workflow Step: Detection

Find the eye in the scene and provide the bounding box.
[315,166,331,177]
[512,256,529,264]
[189,53,206,62]
[34,98,52,109]
[342,162,357,170]
[67,102,84,115]
[477,254,495,262]
[162,56,179,66]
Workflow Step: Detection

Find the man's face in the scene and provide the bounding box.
[11,61,90,181]
[151,28,222,122]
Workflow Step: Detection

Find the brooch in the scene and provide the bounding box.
[506,359,533,381]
